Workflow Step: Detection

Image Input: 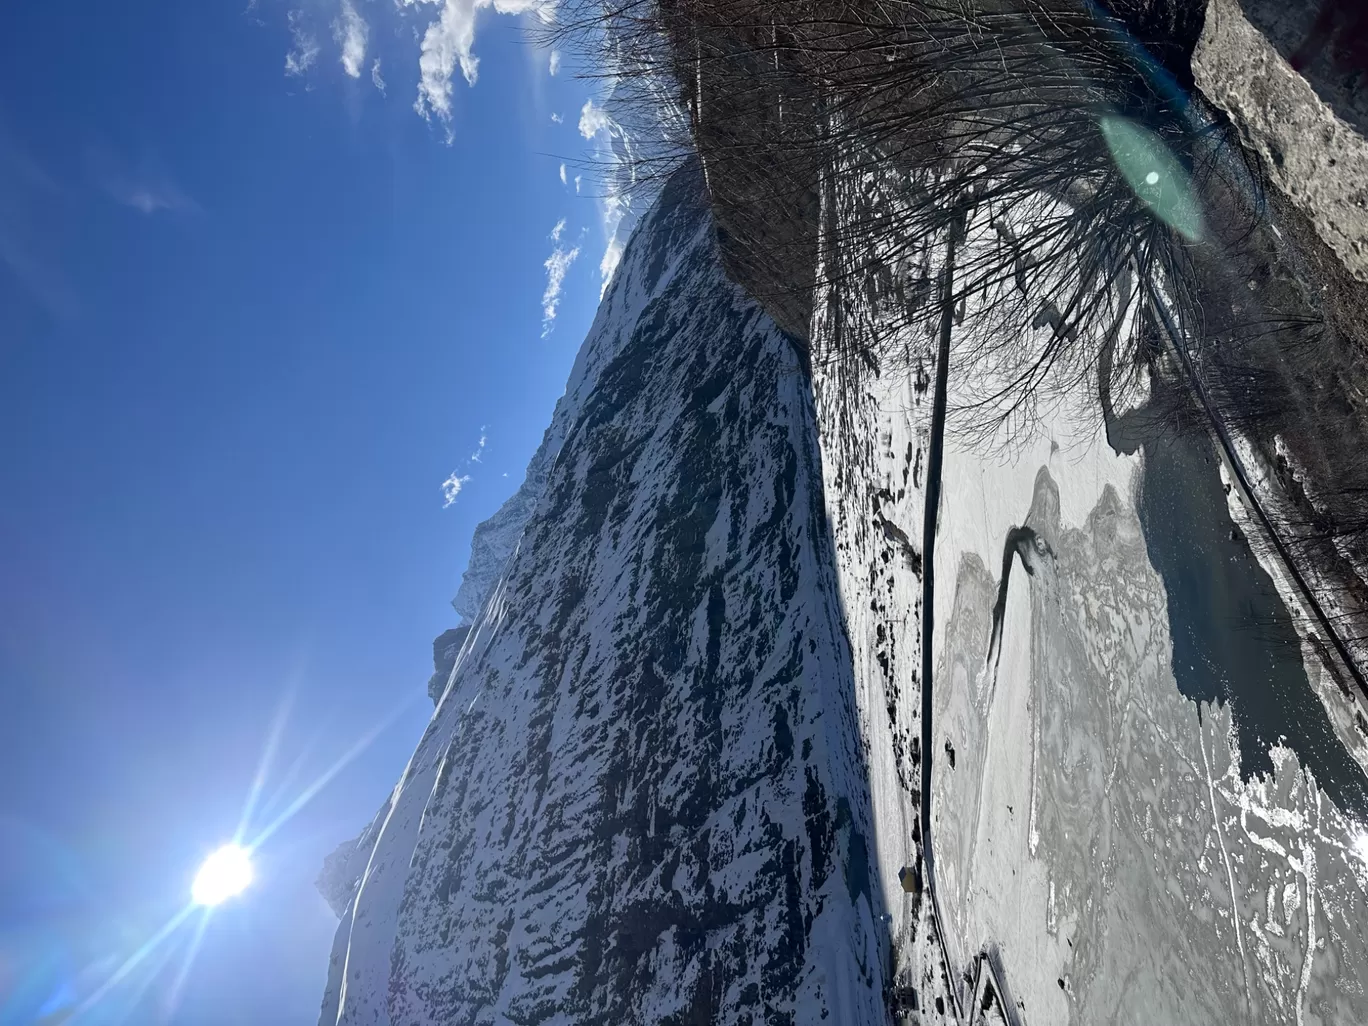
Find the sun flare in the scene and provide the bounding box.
[191,844,253,906]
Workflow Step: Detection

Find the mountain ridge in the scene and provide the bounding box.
[317,167,892,1026]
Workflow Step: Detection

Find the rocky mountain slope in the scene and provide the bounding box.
[317,168,891,1026]
[319,3,1368,1023]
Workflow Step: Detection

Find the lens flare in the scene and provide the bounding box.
[191,844,253,906]
[72,688,420,1022]
[1099,114,1204,242]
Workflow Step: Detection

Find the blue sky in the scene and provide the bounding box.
[0,2,621,1023]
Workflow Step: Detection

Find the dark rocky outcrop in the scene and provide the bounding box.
[426,626,470,705]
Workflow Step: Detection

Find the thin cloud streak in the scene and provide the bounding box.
[285,10,320,75]
[577,98,633,291]
[541,230,580,337]
[87,146,198,216]
[334,0,369,78]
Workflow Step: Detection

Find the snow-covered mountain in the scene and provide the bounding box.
[317,167,891,1026]
[318,7,1368,1021]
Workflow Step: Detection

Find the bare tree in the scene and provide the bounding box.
[551,0,1368,666]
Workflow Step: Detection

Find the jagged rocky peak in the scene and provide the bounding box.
[316,803,387,920]
[316,166,890,1025]
[425,626,470,705]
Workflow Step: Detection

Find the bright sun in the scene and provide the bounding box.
[192,844,254,906]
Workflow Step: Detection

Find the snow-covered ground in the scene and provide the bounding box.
[810,176,1368,1025]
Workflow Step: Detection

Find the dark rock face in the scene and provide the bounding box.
[317,169,890,1026]
[426,626,471,706]
[1233,0,1368,136]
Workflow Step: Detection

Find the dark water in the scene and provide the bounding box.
[1107,389,1368,821]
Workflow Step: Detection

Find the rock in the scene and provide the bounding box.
[426,625,471,705]
[1193,0,1368,282]
[316,166,889,1026]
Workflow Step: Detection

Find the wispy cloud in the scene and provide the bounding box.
[410,0,475,129]
[274,1,565,141]
[100,178,195,215]
[442,428,488,505]
[285,10,320,76]
[541,246,579,334]
[112,184,194,215]
[541,220,579,337]
[441,472,471,507]
[577,98,613,139]
[550,112,563,124]
[333,0,369,78]
[577,98,633,291]
[406,0,556,135]
[88,147,197,216]
[558,163,567,186]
